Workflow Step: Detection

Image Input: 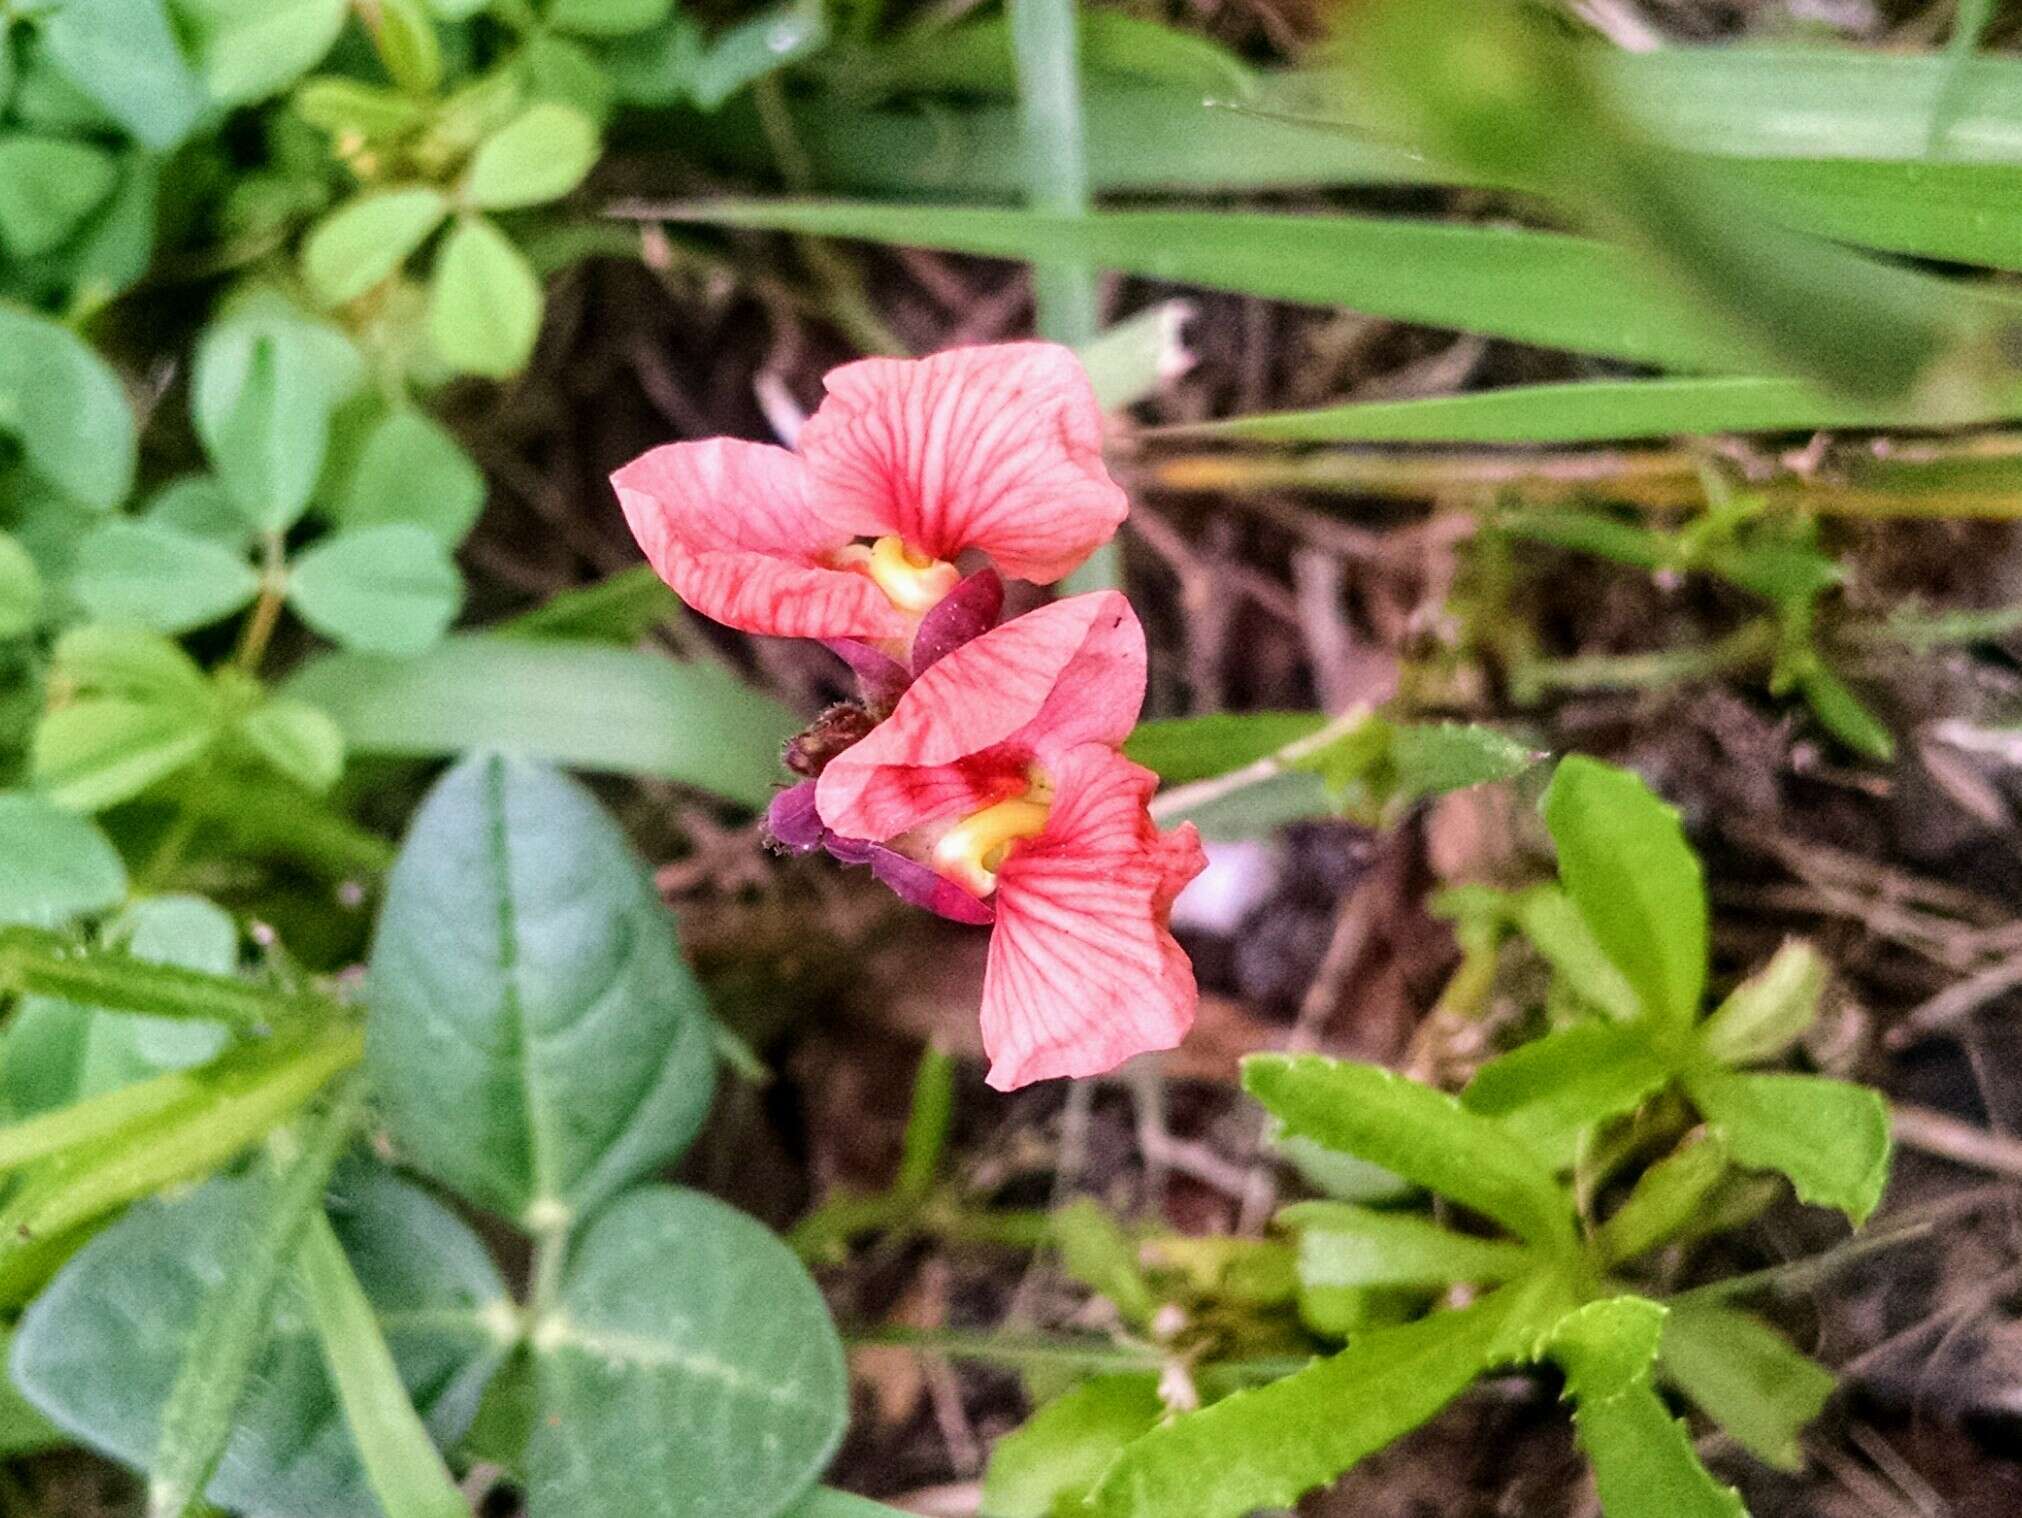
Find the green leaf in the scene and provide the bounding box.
[1698,940,1825,1068]
[287,634,799,808]
[235,697,345,793]
[0,531,41,638]
[1052,1199,1154,1327]
[0,793,124,927]
[178,0,349,105]
[1798,666,1895,761]
[1243,1054,1573,1250]
[1547,1298,1745,1518]
[12,1164,511,1517]
[464,103,599,210]
[69,520,260,635]
[529,1185,848,1518]
[664,200,2022,379]
[1461,1022,1674,1170]
[302,186,451,307]
[690,1,829,111]
[0,1031,360,1259]
[149,1081,360,1518]
[982,1374,1164,1518]
[1154,373,1921,446]
[0,305,137,510]
[372,0,444,94]
[142,476,249,552]
[32,630,221,811]
[428,215,543,377]
[1387,721,1541,802]
[549,0,673,34]
[1595,1131,1730,1266]
[1511,886,1643,1023]
[46,624,210,704]
[1281,1201,1534,1289]
[1682,1069,1890,1225]
[39,0,207,149]
[1123,712,1328,785]
[3,893,237,1114]
[1658,1303,1833,1473]
[366,752,717,1225]
[498,564,678,643]
[1542,756,1707,1038]
[192,301,365,533]
[329,406,484,545]
[1089,1286,1536,1518]
[0,136,117,258]
[297,1209,469,1518]
[0,1328,63,1457]
[288,523,463,656]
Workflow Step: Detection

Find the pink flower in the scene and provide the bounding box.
[612,343,1127,669]
[796,593,1206,1090]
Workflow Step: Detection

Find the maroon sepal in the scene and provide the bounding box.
[912,569,1004,677]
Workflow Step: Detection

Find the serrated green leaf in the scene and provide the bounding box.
[1542,756,1707,1038]
[0,305,137,510]
[192,302,365,533]
[1682,1069,1890,1225]
[1548,1297,1745,1518]
[983,1374,1163,1518]
[1698,940,1825,1068]
[0,532,42,639]
[428,215,542,376]
[1123,712,1328,785]
[1281,1201,1535,1289]
[11,1165,510,1517]
[39,0,207,149]
[1658,1303,1833,1473]
[70,520,260,634]
[366,753,717,1224]
[0,136,117,258]
[464,103,599,209]
[302,186,450,306]
[329,406,484,545]
[1090,1286,1536,1518]
[1462,1022,1674,1170]
[235,697,345,793]
[179,0,349,105]
[287,634,798,808]
[0,793,124,927]
[1244,1055,1573,1250]
[1595,1131,1730,1266]
[288,523,463,656]
[529,1185,847,1518]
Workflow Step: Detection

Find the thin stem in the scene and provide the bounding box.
[1148,706,1372,826]
[233,533,288,676]
[1507,619,1780,699]
[0,926,336,1036]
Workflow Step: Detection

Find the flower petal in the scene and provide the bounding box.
[816,592,1146,842]
[980,746,1206,1089]
[613,438,908,640]
[798,343,1128,583]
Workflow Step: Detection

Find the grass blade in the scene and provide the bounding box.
[1152,373,2022,445]
[147,1079,362,1518]
[1008,0,1099,346]
[298,1209,470,1518]
[644,199,2022,380]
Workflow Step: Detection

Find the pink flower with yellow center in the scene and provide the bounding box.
[770,594,1206,1090]
[611,342,1127,684]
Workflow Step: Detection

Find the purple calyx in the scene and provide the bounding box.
[763,779,995,926]
[820,568,1005,712]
